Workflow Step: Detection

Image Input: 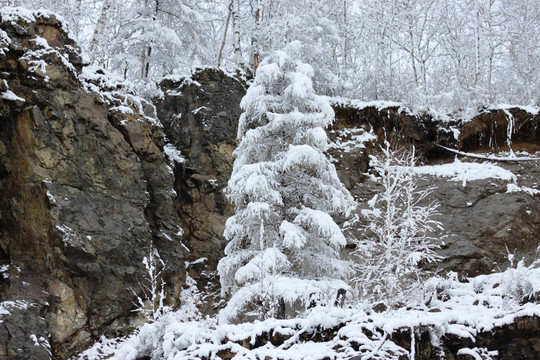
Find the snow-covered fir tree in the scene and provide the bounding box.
[217,43,355,323]
[352,143,444,307]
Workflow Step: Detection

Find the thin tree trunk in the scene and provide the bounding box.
[232,0,244,68]
[334,288,346,307]
[141,47,147,79]
[343,0,348,73]
[474,0,480,86]
[217,3,232,67]
[143,47,152,79]
[251,0,261,72]
[89,0,112,63]
[486,0,496,102]
[277,296,285,319]
[408,26,419,87]
[488,49,494,101]
[421,59,427,95]
[141,0,159,79]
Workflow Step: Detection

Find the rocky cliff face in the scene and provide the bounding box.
[156,79,540,280]
[155,68,245,267]
[329,102,540,276]
[1,7,540,360]
[0,9,186,359]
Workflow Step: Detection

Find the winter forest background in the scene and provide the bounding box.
[6,0,540,114]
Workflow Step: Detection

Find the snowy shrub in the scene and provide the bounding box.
[352,142,444,307]
[499,248,540,305]
[78,271,209,360]
[218,44,355,323]
[131,246,170,321]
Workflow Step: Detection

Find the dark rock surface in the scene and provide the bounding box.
[329,103,540,276]
[0,10,185,359]
[155,68,245,267]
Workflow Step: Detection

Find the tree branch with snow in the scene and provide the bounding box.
[352,142,444,307]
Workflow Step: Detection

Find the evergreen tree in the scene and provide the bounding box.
[217,43,354,323]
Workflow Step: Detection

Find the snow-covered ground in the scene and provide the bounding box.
[413,158,517,187]
[75,259,540,360]
[73,134,540,359]
[73,118,540,360]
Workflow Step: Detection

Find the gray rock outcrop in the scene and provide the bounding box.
[0,10,186,359]
[155,68,245,267]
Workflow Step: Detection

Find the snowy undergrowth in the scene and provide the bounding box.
[76,261,540,360]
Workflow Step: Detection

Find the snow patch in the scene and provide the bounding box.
[46,191,56,204]
[30,334,51,355]
[0,29,10,55]
[0,300,30,323]
[191,106,208,115]
[413,158,516,186]
[55,224,82,248]
[109,106,134,115]
[450,127,460,140]
[327,96,407,113]
[457,347,499,360]
[436,145,540,161]
[489,103,540,117]
[0,264,9,279]
[1,89,25,102]
[80,66,163,129]
[187,257,207,266]
[506,184,540,196]
[0,6,37,24]
[163,143,184,167]
[329,127,377,152]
